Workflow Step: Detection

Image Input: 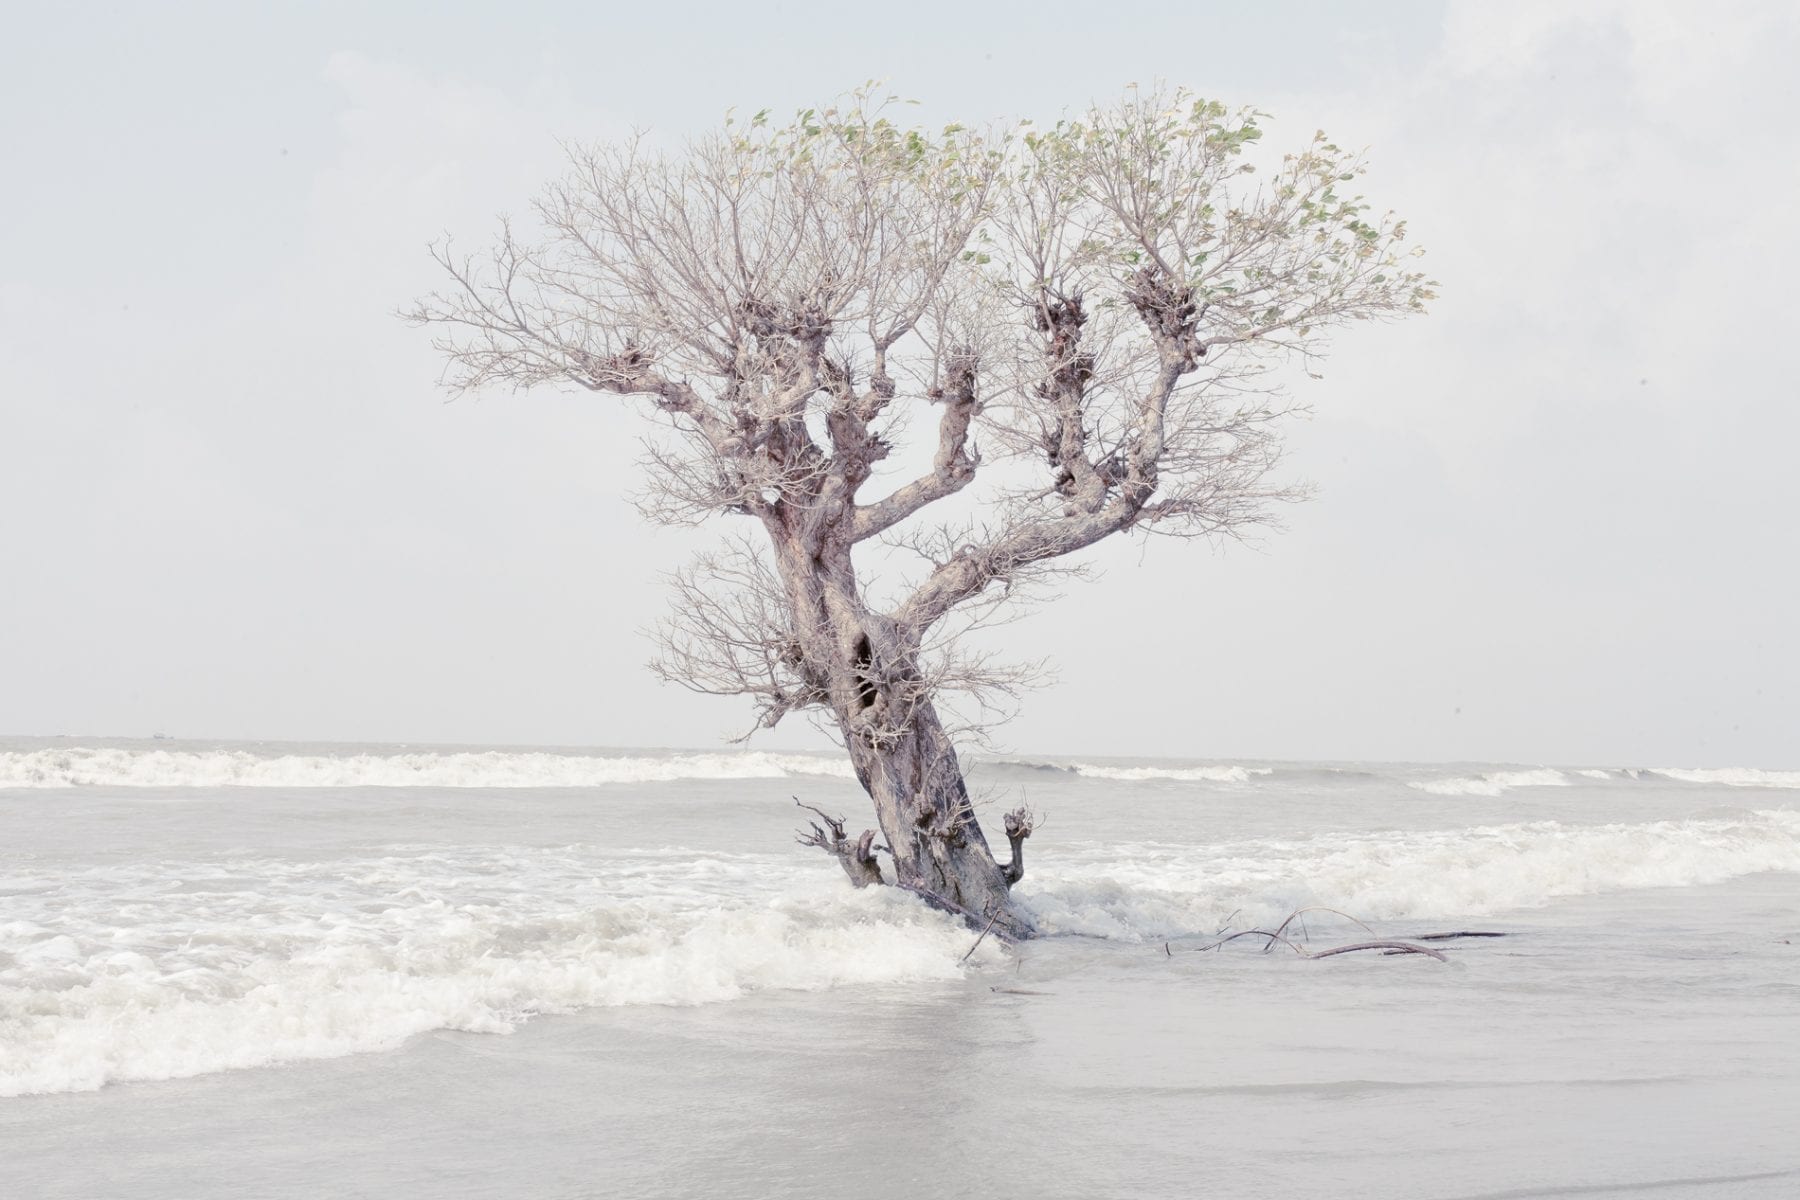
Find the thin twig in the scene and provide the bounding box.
[960,908,1003,964]
[1195,929,1310,955]
[1264,906,1376,953]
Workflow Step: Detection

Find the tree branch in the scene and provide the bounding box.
[794,799,885,887]
[850,348,981,542]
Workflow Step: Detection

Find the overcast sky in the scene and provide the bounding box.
[2,1,1794,766]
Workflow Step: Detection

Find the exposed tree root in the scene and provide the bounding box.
[793,798,1034,937]
[794,799,884,887]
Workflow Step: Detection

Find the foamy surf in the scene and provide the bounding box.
[1408,768,1573,796]
[0,747,855,789]
[1649,767,1800,789]
[986,758,1274,782]
[1024,809,1800,938]
[1067,764,1275,783]
[7,807,1799,1095]
[0,852,983,1097]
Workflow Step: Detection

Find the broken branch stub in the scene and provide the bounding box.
[794,798,885,887]
[1000,805,1034,886]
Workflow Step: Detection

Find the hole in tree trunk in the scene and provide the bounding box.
[852,634,878,710]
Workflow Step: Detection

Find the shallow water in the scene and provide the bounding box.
[3,738,1798,1197]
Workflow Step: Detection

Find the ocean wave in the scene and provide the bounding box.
[1069,764,1273,783]
[983,758,1273,783]
[0,852,980,1097]
[1648,767,1800,789]
[1408,768,1573,796]
[0,747,855,789]
[9,808,1799,1093]
[985,758,1078,775]
[1025,809,1800,939]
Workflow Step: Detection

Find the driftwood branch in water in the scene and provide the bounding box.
[1184,908,1506,964]
[1307,940,1448,962]
[1197,929,1311,955]
[1263,906,1375,952]
[1193,929,1448,963]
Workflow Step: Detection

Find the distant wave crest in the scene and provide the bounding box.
[1648,767,1800,789]
[992,759,1273,783]
[1070,763,1274,783]
[1409,768,1573,796]
[0,747,855,789]
[1409,766,1800,795]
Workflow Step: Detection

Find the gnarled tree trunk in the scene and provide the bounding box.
[770,522,1035,936]
[837,695,1033,937]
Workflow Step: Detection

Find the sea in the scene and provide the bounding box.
[2,736,1797,1199]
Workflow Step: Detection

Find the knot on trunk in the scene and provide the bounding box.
[1032,292,1087,337]
[913,800,970,849]
[737,295,833,344]
[1124,268,1205,368]
[794,798,885,887]
[927,346,980,405]
[1001,804,1034,886]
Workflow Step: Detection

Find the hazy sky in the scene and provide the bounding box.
[2,1,1795,766]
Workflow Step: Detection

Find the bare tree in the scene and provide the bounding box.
[407,87,1434,936]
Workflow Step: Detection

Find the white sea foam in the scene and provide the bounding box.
[0,850,983,1097]
[1069,763,1275,783]
[1575,769,1613,780]
[9,807,1799,1095]
[1409,768,1573,796]
[1024,809,1800,939]
[0,747,854,789]
[1649,767,1800,789]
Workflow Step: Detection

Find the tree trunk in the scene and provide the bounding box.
[836,699,1036,938]
[765,529,1035,936]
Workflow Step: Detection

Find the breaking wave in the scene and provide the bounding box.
[989,759,1274,783]
[1070,763,1275,783]
[8,809,1798,1095]
[0,747,854,789]
[0,852,981,1097]
[1409,768,1573,796]
[1026,809,1800,938]
[1649,767,1800,789]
